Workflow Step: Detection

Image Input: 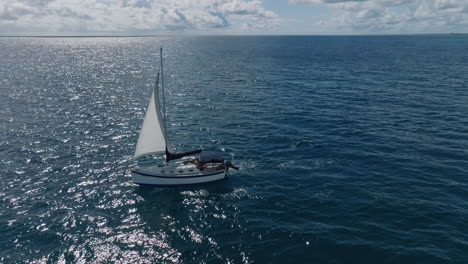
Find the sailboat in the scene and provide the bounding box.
[131,48,238,186]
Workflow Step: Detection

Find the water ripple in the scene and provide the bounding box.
[1,36,468,263]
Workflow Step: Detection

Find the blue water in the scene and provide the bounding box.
[1,35,468,263]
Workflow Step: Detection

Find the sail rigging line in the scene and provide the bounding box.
[159,47,177,157]
[159,47,201,162]
[160,48,168,150]
[160,47,165,126]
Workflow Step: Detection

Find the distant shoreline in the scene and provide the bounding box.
[0,33,467,38]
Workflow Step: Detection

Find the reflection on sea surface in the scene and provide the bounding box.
[1,36,467,263]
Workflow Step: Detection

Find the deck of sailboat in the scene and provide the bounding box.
[132,159,225,177]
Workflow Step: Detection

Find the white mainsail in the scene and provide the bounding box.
[134,70,168,159]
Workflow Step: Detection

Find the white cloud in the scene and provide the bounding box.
[2,0,467,34]
[0,0,279,34]
[289,0,468,33]
[290,0,365,3]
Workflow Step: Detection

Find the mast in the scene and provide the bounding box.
[134,47,201,161]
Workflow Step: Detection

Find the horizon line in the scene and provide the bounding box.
[0,33,467,38]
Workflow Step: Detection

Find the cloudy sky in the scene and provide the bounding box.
[1,0,468,35]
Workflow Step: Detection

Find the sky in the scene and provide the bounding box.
[0,0,468,35]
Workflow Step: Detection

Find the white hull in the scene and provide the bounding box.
[131,161,227,185]
[131,169,226,185]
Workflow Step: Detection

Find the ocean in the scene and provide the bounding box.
[1,35,467,263]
